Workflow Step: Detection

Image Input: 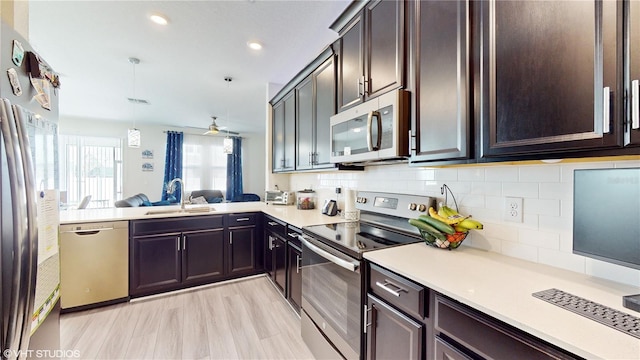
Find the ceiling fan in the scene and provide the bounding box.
[186,116,239,136]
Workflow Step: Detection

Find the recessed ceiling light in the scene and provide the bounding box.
[150,14,169,25]
[247,41,263,50]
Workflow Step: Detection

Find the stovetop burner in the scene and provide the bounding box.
[301,191,435,259]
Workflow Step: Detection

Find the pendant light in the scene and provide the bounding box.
[222,77,233,154]
[127,57,141,148]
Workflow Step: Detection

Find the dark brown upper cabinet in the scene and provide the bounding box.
[333,0,405,113]
[409,0,472,164]
[296,56,336,170]
[628,0,640,146]
[272,91,295,172]
[477,0,624,158]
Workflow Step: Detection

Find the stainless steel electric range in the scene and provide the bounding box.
[300,191,435,360]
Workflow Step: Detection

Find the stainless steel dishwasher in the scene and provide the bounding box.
[59,221,129,310]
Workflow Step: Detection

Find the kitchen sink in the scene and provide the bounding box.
[144,206,214,215]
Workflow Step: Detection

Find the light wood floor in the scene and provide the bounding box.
[60,275,315,359]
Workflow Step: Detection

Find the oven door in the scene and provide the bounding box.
[301,235,362,360]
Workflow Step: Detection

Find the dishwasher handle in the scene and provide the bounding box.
[61,227,114,235]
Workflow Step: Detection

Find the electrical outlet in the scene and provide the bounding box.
[504,197,523,223]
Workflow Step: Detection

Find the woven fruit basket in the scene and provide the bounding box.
[409,184,483,250]
[419,229,468,250]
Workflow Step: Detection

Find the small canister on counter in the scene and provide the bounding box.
[296,189,316,210]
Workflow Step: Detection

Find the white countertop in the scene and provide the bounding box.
[364,243,640,360]
[60,202,347,228]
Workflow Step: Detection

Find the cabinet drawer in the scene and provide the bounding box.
[131,215,224,236]
[435,294,578,359]
[369,264,427,320]
[228,213,257,227]
[285,225,303,248]
[264,215,286,236]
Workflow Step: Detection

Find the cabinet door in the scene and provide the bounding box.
[337,15,364,112]
[314,57,336,168]
[479,0,622,157]
[265,232,275,278]
[287,243,302,313]
[182,229,225,284]
[130,234,181,296]
[283,92,296,171]
[272,100,285,172]
[629,0,640,146]
[273,236,287,295]
[410,0,471,163]
[228,226,256,275]
[365,0,404,99]
[296,76,314,170]
[366,294,423,360]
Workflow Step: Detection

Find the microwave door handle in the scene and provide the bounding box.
[367,111,381,151]
[374,111,382,150]
[301,237,359,272]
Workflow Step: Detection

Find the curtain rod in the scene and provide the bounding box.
[162,130,242,139]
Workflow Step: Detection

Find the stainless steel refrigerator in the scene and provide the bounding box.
[1,21,61,359]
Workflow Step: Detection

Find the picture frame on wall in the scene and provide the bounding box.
[142,149,153,159]
[142,162,154,172]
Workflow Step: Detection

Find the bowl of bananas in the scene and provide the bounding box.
[408,204,483,250]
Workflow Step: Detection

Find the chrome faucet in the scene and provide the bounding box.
[167,178,185,209]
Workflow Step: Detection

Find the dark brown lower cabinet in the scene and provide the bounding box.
[130,233,182,296]
[434,294,580,359]
[228,226,256,275]
[287,241,302,313]
[273,236,287,294]
[130,214,260,298]
[366,294,424,360]
[182,229,226,284]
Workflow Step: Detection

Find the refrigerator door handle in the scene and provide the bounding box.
[0,99,31,355]
[13,104,39,351]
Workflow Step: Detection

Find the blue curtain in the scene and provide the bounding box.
[226,137,243,202]
[162,131,183,202]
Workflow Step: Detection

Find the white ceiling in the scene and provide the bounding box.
[27,0,350,134]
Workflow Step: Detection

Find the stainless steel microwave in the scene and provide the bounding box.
[330,89,410,164]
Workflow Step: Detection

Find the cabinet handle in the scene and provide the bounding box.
[287,232,298,239]
[280,159,285,167]
[268,221,278,226]
[235,217,250,222]
[363,305,373,334]
[182,235,186,251]
[296,254,301,274]
[632,80,639,130]
[313,152,317,165]
[177,236,180,251]
[603,86,611,134]
[269,236,274,250]
[357,77,363,97]
[308,152,312,165]
[229,232,233,245]
[375,280,407,297]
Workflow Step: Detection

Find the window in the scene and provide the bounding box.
[182,134,227,193]
[59,135,122,208]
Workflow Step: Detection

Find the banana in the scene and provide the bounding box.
[408,218,447,241]
[457,218,484,230]
[428,207,464,226]
[419,213,455,234]
[454,225,469,233]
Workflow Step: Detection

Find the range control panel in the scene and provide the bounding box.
[355,191,435,219]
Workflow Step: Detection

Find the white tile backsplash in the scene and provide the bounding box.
[288,159,640,287]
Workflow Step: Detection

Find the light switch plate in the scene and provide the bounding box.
[504,197,523,223]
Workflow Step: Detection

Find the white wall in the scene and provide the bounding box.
[59,116,265,202]
[288,157,640,288]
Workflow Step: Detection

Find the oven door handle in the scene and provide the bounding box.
[301,237,359,272]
